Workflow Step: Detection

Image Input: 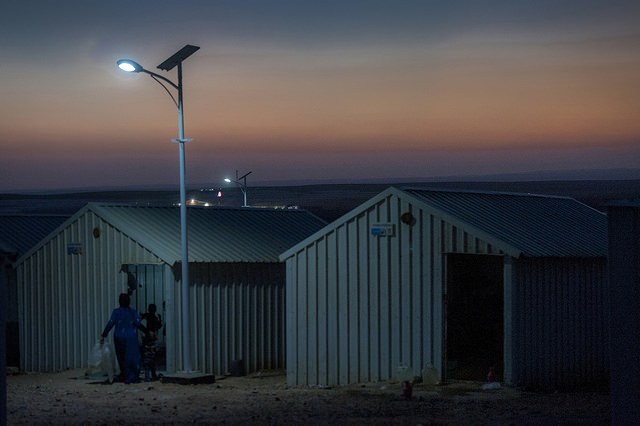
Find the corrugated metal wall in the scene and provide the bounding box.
[607,203,640,422]
[285,193,507,386]
[510,257,609,390]
[17,210,164,372]
[285,191,608,390]
[18,209,288,377]
[173,262,285,376]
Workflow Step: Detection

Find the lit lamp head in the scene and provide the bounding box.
[117,59,144,73]
[224,178,232,183]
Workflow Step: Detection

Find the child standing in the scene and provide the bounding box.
[142,304,162,335]
[141,303,162,381]
[141,331,158,381]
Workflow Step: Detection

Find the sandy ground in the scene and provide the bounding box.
[6,369,610,425]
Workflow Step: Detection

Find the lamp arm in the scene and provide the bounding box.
[142,69,179,90]
[148,74,179,109]
[135,68,180,109]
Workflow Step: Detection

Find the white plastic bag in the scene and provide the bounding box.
[87,340,116,382]
[396,363,414,382]
[88,341,102,368]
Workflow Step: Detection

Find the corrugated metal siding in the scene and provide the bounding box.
[16,204,321,375]
[403,188,607,257]
[18,210,164,372]
[284,187,609,390]
[607,204,640,422]
[288,193,493,386]
[510,257,609,390]
[90,204,326,263]
[167,262,285,376]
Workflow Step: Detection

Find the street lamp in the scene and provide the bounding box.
[117,45,199,372]
[224,170,252,207]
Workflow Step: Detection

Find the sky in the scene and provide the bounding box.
[1,1,639,192]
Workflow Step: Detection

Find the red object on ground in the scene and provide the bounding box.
[402,380,413,399]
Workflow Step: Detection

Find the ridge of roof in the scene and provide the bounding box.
[397,185,574,200]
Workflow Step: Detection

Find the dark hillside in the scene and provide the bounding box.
[1,180,639,222]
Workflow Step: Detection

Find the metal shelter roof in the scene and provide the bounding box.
[56,203,327,264]
[401,187,607,257]
[0,214,69,256]
[281,186,607,259]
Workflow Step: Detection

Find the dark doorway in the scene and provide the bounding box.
[445,254,503,381]
[125,264,167,371]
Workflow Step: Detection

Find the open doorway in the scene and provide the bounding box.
[123,263,167,371]
[445,254,503,382]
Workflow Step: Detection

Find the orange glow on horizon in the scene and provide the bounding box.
[2,2,640,191]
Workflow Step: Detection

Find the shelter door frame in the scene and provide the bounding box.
[123,263,168,369]
[443,254,504,382]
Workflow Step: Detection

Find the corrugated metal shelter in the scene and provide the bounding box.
[281,187,608,391]
[15,203,326,376]
[1,214,71,323]
[607,202,640,423]
[0,214,70,366]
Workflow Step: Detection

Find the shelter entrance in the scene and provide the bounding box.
[445,254,503,382]
[123,263,167,370]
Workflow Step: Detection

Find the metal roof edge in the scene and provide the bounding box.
[397,185,576,200]
[278,186,609,261]
[399,185,607,217]
[91,203,326,264]
[88,203,176,264]
[15,204,93,266]
[397,188,524,257]
[279,186,523,260]
[398,187,607,257]
[279,186,399,260]
[15,203,175,267]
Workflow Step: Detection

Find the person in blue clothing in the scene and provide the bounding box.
[100,293,148,384]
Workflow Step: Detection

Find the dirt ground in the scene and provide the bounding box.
[6,369,610,425]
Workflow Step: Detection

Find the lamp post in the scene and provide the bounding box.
[117,45,199,372]
[224,170,252,207]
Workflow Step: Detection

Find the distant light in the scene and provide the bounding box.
[224,178,231,183]
[117,59,143,73]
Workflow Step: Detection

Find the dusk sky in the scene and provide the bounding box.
[1,1,639,192]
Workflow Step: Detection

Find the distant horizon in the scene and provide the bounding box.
[5,166,640,195]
